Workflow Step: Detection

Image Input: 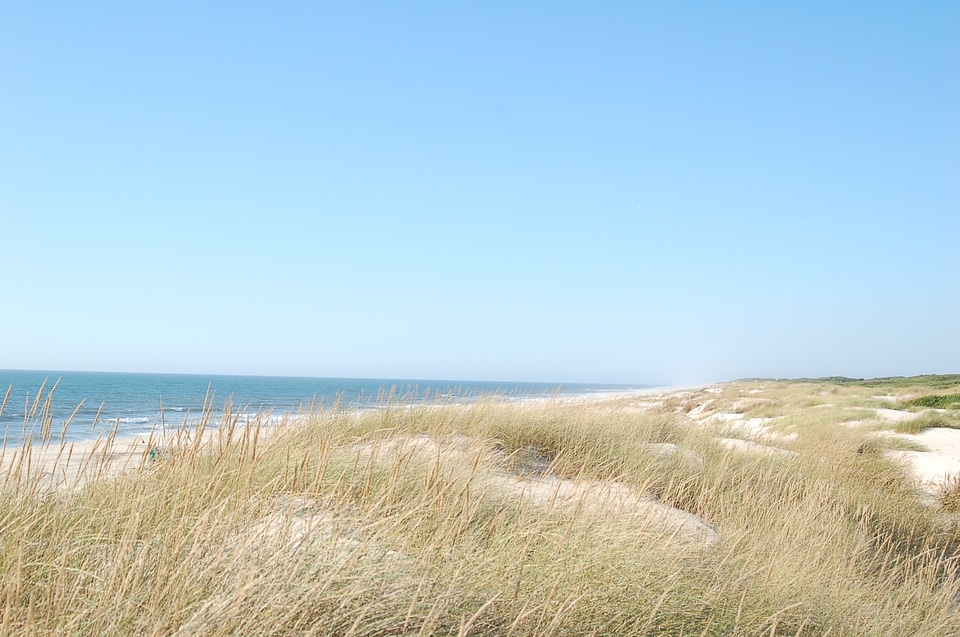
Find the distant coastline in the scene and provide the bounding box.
[0,369,656,444]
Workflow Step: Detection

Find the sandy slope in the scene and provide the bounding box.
[887,427,960,498]
[0,435,154,490]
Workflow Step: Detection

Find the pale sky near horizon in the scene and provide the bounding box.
[1,2,957,385]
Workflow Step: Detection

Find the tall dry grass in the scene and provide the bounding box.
[1,382,959,635]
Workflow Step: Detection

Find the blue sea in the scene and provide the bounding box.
[0,370,651,445]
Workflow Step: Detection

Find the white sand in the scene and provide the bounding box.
[717,438,796,456]
[0,435,153,490]
[886,427,960,499]
[874,408,921,423]
[487,474,719,545]
[0,422,268,490]
[352,430,719,546]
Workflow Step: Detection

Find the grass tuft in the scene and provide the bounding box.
[906,394,960,410]
[895,412,960,434]
[938,475,960,512]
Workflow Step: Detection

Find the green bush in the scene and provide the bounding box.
[907,394,960,409]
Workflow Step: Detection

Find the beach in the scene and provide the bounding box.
[3,377,960,635]
[8,379,960,502]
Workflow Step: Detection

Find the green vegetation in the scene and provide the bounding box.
[907,394,960,410]
[2,381,960,635]
[894,412,960,434]
[748,374,960,389]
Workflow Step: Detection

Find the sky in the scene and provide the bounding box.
[1,2,957,385]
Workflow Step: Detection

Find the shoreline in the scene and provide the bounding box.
[0,387,687,488]
[7,381,959,502]
[1,384,674,445]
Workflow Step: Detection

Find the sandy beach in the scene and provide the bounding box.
[0,418,277,491]
[0,435,149,490]
[6,383,960,502]
[3,377,960,635]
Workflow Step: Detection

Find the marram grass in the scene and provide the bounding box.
[1,380,960,635]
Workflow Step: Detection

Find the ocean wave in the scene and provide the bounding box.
[115,417,152,424]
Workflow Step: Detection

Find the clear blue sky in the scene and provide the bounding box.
[1,2,957,384]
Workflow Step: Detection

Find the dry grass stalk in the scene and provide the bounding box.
[1,380,959,635]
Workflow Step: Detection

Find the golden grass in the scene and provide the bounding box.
[2,381,960,635]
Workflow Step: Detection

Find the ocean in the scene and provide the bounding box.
[0,369,650,445]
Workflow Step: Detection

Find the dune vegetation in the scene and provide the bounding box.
[2,378,960,636]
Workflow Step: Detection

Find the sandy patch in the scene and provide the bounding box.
[352,433,478,465]
[0,435,153,490]
[886,428,960,499]
[638,442,704,465]
[639,442,680,457]
[686,400,715,418]
[234,495,392,563]
[839,420,865,428]
[874,408,920,424]
[353,433,718,546]
[718,438,796,456]
[705,413,797,444]
[712,412,745,422]
[487,474,718,545]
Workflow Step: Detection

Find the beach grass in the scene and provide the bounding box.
[2,380,960,635]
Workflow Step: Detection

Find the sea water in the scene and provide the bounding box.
[0,369,650,445]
